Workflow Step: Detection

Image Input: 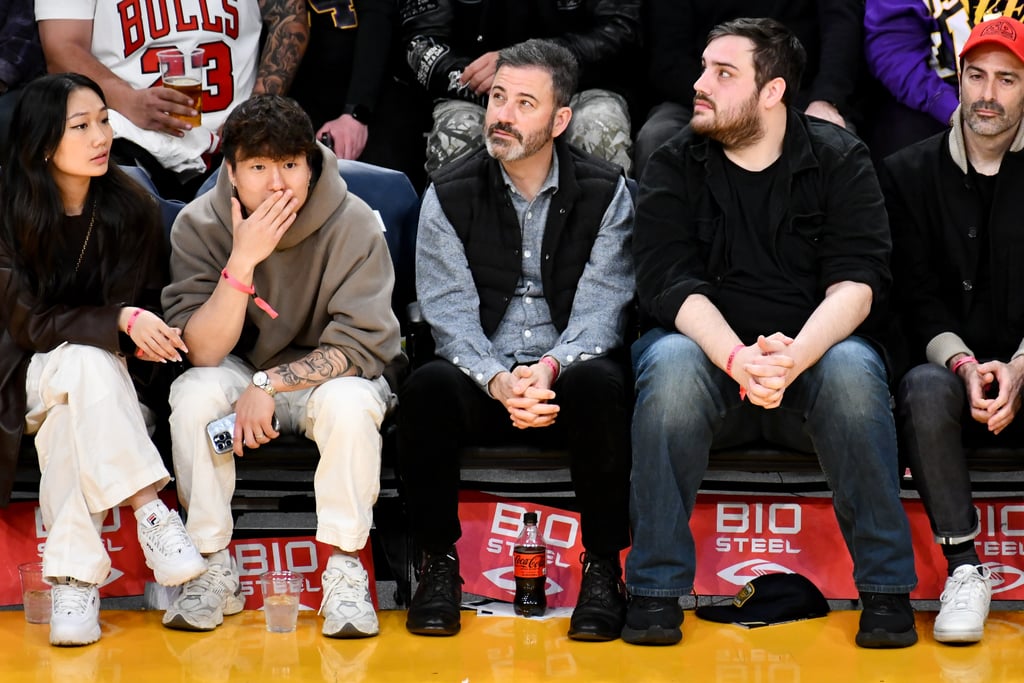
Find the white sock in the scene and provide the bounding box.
[134,499,170,527]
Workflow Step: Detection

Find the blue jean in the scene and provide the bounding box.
[626,329,917,597]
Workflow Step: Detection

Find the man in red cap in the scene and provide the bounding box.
[881,15,1024,645]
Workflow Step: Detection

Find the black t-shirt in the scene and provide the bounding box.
[964,164,997,357]
[714,156,817,343]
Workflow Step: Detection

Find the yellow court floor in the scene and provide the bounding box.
[1,609,1022,682]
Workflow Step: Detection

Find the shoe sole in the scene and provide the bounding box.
[568,629,619,642]
[50,624,101,647]
[406,623,461,637]
[323,623,379,639]
[934,627,983,644]
[621,625,682,646]
[855,628,919,648]
[150,558,208,588]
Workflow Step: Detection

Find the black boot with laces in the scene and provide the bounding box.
[406,548,463,636]
[568,551,627,641]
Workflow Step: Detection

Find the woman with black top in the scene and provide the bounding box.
[0,73,204,647]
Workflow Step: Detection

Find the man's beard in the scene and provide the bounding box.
[484,116,554,161]
[691,91,764,148]
[964,97,1024,137]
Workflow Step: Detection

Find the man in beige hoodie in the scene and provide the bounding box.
[161,95,401,638]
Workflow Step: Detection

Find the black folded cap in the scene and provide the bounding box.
[695,573,830,628]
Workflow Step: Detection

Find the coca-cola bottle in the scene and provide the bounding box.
[513,511,547,617]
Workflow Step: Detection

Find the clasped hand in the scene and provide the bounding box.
[489,363,559,429]
[960,359,1024,434]
[731,333,802,409]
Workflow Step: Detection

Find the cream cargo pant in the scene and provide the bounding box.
[168,354,391,553]
[24,344,171,584]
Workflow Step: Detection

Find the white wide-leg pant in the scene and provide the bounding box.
[25,344,170,584]
[168,355,391,553]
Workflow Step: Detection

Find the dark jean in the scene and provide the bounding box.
[626,328,917,597]
[398,356,632,556]
[898,362,1024,544]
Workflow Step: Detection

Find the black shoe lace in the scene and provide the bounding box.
[420,553,460,602]
[577,554,621,607]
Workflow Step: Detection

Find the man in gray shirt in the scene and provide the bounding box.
[399,38,635,642]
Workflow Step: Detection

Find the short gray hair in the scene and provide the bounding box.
[496,39,579,108]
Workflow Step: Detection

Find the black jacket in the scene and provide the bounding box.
[881,127,1024,364]
[0,210,167,507]
[432,138,622,337]
[399,0,640,102]
[634,109,891,344]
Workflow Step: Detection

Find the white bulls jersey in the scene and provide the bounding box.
[36,0,263,174]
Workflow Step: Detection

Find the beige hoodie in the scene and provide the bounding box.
[162,144,400,377]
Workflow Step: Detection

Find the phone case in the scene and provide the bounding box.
[206,413,280,454]
[206,414,236,454]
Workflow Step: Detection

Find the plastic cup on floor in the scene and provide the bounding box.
[259,570,303,633]
[18,562,50,624]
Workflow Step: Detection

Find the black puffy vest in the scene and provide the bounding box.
[432,140,622,337]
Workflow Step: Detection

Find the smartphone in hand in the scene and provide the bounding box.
[206,413,280,454]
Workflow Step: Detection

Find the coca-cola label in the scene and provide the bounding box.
[513,547,546,578]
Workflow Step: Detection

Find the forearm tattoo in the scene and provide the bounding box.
[255,0,308,95]
[275,345,363,388]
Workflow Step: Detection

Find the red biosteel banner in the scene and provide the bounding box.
[231,537,375,611]
[456,492,595,608]
[456,491,1024,605]
[0,494,374,609]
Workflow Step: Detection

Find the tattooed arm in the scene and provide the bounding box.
[231,344,361,454]
[273,344,363,390]
[255,0,308,95]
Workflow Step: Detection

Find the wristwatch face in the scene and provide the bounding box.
[252,371,271,392]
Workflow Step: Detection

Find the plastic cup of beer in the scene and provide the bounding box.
[18,562,51,624]
[259,570,303,633]
[156,47,204,127]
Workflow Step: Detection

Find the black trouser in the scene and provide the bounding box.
[898,362,1024,543]
[398,356,632,557]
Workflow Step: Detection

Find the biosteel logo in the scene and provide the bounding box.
[717,559,797,586]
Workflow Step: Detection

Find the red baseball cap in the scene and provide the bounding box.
[960,16,1024,63]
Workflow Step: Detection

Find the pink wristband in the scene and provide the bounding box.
[726,343,747,401]
[539,356,560,382]
[221,268,279,319]
[950,355,977,375]
[725,344,744,378]
[125,308,143,336]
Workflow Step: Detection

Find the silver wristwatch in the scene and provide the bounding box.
[252,370,276,396]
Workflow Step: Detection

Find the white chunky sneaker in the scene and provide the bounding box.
[137,507,207,586]
[934,564,993,644]
[50,578,101,646]
[162,551,244,631]
[320,556,378,638]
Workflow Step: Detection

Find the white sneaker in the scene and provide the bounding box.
[138,508,207,586]
[50,578,101,646]
[320,556,378,638]
[934,564,993,644]
[162,551,244,631]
